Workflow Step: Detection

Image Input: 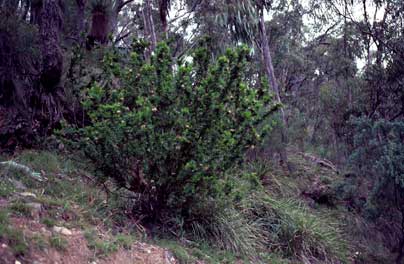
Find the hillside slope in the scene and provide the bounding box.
[0,151,177,264]
[0,150,393,263]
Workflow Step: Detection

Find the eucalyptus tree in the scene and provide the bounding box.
[0,0,65,149]
[309,0,404,120]
[215,0,293,170]
[0,0,140,150]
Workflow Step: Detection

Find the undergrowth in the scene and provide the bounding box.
[0,150,349,263]
[0,209,29,256]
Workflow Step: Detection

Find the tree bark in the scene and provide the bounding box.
[39,0,63,91]
[143,0,157,60]
[30,0,43,25]
[0,0,64,151]
[159,0,169,35]
[87,8,110,48]
[75,0,86,45]
[146,0,157,50]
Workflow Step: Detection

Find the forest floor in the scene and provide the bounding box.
[0,149,393,264]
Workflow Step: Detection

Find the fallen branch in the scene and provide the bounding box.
[298,152,339,173]
[0,161,45,182]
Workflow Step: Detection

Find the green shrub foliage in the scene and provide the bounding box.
[69,41,278,221]
[349,117,404,219]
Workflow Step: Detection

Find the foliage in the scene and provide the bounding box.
[349,118,404,219]
[64,40,278,223]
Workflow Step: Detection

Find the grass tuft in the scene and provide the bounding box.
[49,234,68,251]
[84,229,118,257]
[243,193,348,263]
[42,217,57,228]
[156,240,196,264]
[0,209,29,256]
[9,201,32,217]
[114,234,134,249]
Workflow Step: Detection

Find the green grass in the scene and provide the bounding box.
[18,150,61,173]
[0,209,8,224]
[114,234,135,249]
[259,253,293,264]
[31,234,48,251]
[0,180,15,197]
[189,243,243,264]
[242,193,348,263]
[156,240,196,264]
[41,217,57,228]
[156,240,248,264]
[9,201,32,217]
[0,209,29,256]
[0,149,353,263]
[49,235,68,251]
[84,229,137,257]
[84,229,118,257]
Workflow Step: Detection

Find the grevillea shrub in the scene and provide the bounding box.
[65,40,279,223]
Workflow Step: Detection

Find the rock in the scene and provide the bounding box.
[26,202,42,218]
[58,142,64,151]
[15,261,21,264]
[164,251,176,264]
[40,227,51,236]
[53,226,72,236]
[26,202,42,211]
[19,192,37,198]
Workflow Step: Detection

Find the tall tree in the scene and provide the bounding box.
[159,0,171,34]
[142,0,157,59]
[0,0,65,149]
[217,0,292,171]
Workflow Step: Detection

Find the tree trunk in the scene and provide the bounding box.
[30,0,43,25]
[258,10,291,172]
[75,0,86,45]
[0,0,64,151]
[396,235,404,264]
[159,0,169,35]
[143,0,157,60]
[39,0,63,91]
[87,7,109,48]
[146,0,157,50]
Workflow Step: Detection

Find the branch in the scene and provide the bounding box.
[0,161,45,182]
[114,30,132,44]
[168,0,202,25]
[329,1,404,59]
[116,0,135,13]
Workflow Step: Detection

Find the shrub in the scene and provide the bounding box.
[64,41,278,223]
[349,118,404,262]
[349,118,404,219]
